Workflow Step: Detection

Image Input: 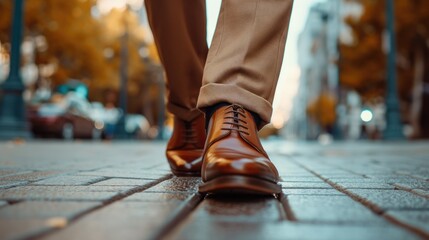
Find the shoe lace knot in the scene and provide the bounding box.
[221,104,249,135]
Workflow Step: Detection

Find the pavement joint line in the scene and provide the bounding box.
[383,212,429,239]
[292,160,429,240]
[27,204,106,240]
[0,181,29,190]
[330,166,367,178]
[29,176,111,187]
[148,193,205,240]
[31,174,173,240]
[278,193,297,221]
[395,172,429,181]
[75,173,172,180]
[393,184,429,200]
[83,176,110,186]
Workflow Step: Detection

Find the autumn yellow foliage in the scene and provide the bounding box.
[0,0,160,107]
[340,0,429,102]
[307,92,337,128]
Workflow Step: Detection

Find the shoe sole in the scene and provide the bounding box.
[171,168,201,177]
[198,175,281,195]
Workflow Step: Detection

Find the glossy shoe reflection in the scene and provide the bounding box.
[166,115,206,176]
[199,104,281,194]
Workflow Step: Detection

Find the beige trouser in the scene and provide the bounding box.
[145,0,294,127]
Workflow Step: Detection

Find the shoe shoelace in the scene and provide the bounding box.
[221,105,250,135]
[183,120,198,146]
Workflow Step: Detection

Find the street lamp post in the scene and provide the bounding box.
[114,21,129,139]
[0,0,31,139]
[156,66,165,140]
[383,0,404,140]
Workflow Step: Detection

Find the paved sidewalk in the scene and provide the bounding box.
[0,140,428,240]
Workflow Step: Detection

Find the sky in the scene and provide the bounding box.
[206,0,323,127]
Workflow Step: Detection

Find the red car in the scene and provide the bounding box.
[28,103,104,140]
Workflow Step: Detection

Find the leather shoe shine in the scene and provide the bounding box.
[166,114,206,176]
[199,104,281,194]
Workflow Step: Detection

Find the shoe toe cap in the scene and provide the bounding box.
[166,149,203,172]
[203,150,278,183]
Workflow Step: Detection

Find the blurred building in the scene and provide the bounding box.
[0,44,8,83]
[286,0,363,140]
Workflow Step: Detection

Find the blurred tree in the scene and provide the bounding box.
[1,0,109,85]
[341,0,429,138]
[307,92,337,132]
[340,0,386,100]
[0,0,161,115]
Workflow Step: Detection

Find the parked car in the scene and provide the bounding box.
[125,114,150,138]
[29,94,104,140]
[102,112,150,139]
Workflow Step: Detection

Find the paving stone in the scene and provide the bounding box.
[278,172,316,177]
[0,180,28,189]
[408,173,429,181]
[282,189,343,195]
[0,201,7,208]
[411,189,429,198]
[0,201,101,219]
[319,175,368,181]
[327,178,393,183]
[394,182,429,190]
[146,177,200,193]
[287,195,387,224]
[166,196,287,239]
[0,169,28,177]
[335,182,395,189]
[347,189,429,210]
[0,219,52,240]
[365,175,424,184]
[0,186,121,201]
[149,167,172,173]
[34,175,106,186]
[2,141,429,239]
[124,192,192,202]
[2,185,137,193]
[43,201,184,240]
[279,176,324,182]
[169,221,419,240]
[65,185,137,192]
[280,181,333,189]
[0,171,63,182]
[311,168,356,172]
[92,178,154,186]
[78,169,170,180]
[317,172,365,176]
[404,174,428,181]
[191,195,283,222]
[0,201,101,239]
[386,210,429,234]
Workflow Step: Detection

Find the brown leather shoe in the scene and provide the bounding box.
[166,114,206,176]
[199,104,281,194]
